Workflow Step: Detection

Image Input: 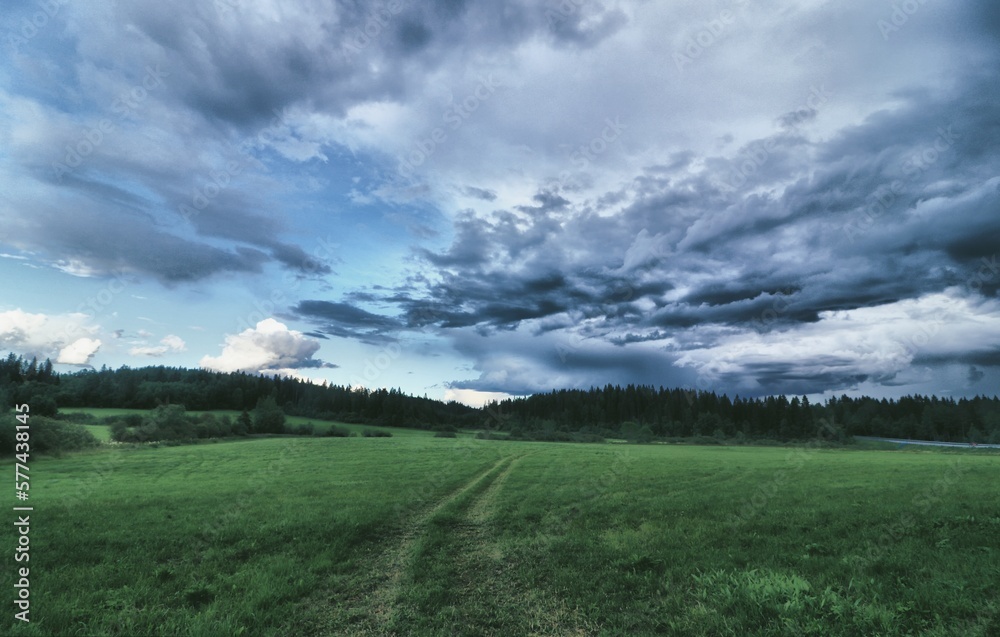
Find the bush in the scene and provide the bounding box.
[109,405,198,443]
[434,430,457,438]
[362,429,392,438]
[323,425,352,438]
[1,415,99,454]
[286,423,314,436]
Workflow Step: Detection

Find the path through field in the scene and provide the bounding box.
[299,452,590,636]
[363,455,514,634]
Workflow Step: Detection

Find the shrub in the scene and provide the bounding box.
[108,405,199,443]
[362,429,392,438]
[323,425,351,438]
[287,423,314,436]
[1,415,99,454]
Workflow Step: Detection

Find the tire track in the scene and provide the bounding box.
[449,455,594,636]
[305,455,514,636]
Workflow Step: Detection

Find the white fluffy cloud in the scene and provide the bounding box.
[58,338,103,365]
[0,309,102,365]
[129,334,187,357]
[443,388,517,408]
[199,319,325,374]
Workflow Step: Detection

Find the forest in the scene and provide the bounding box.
[2,353,999,444]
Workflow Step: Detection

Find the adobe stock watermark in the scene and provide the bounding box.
[748,288,798,334]
[50,65,170,182]
[544,116,627,193]
[397,75,504,177]
[727,416,841,527]
[43,268,132,369]
[877,0,931,41]
[673,0,752,72]
[179,107,292,223]
[543,0,585,26]
[234,235,338,333]
[843,125,958,243]
[341,1,407,56]
[3,0,69,55]
[349,343,402,389]
[722,85,832,191]
[531,447,637,550]
[967,255,999,296]
[854,458,969,569]
[345,306,442,389]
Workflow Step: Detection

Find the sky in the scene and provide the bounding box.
[1,0,999,407]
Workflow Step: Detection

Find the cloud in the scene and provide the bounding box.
[129,334,187,357]
[58,338,103,365]
[461,186,497,201]
[443,388,517,408]
[289,300,404,344]
[673,292,1000,396]
[200,318,333,374]
[5,0,1000,401]
[0,309,101,365]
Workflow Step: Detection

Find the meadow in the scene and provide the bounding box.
[2,420,999,636]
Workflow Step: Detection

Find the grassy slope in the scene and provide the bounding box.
[2,438,998,636]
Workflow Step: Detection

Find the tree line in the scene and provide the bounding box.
[2,353,999,444]
[485,385,1000,444]
[0,353,479,429]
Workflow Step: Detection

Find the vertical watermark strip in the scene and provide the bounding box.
[12,403,32,623]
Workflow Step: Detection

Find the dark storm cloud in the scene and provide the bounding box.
[913,349,1000,368]
[734,360,870,396]
[290,300,403,345]
[394,269,588,330]
[5,0,623,286]
[8,0,1000,400]
[354,58,1000,396]
[34,203,269,283]
[14,158,331,281]
[109,0,625,129]
[445,329,693,396]
[177,195,333,275]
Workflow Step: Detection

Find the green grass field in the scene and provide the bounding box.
[3,433,998,636]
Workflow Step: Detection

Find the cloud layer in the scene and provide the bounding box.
[4,0,999,400]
